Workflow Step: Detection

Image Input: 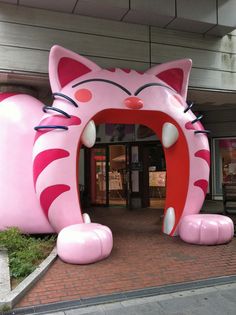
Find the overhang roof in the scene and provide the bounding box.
[0,0,235,37]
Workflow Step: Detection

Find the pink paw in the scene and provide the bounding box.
[179,214,234,245]
[57,223,113,264]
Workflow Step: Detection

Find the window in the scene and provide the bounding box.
[213,138,236,198]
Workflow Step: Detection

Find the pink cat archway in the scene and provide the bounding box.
[0,45,233,264]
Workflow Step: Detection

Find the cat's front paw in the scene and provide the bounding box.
[57,223,113,264]
[179,214,234,245]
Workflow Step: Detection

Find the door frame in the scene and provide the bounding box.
[87,144,109,207]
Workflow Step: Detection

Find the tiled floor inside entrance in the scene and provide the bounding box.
[16,203,236,308]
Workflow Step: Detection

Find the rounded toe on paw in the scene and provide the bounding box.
[179,214,234,245]
[57,223,113,264]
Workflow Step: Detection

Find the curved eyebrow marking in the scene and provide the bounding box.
[134,83,175,96]
[72,79,131,95]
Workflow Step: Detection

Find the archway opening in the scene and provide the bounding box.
[78,107,189,236]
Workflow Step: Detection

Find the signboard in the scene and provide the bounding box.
[149,171,166,187]
[109,171,123,190]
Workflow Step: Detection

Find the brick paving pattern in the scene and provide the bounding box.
[16,207,236,308]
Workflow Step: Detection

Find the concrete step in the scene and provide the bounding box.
[0,249,11,297]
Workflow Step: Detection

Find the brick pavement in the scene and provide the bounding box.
[16,207,236,308]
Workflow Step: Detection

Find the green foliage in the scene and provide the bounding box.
[0,304,11,312]
[0,227,56,279]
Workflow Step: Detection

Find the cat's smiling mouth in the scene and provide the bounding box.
[80,108,190,236]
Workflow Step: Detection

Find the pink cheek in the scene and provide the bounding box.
[74,89,92,103]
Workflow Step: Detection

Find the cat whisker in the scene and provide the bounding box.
[194,130,210,134]
[191,115,203,124]
[34,125,68,131]
[43,105,71,118]
[53,92,78,108]
[184,101,194,113]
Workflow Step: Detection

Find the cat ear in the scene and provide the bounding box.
[49,45,101,92]
[145,59,192,100]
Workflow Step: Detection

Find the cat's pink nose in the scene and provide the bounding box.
[124,97,143,109]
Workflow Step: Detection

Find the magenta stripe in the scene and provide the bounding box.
[34,115,81,142]
[106,68,115,72]
[194,150,210,167]
[121,68,131,73]
[40,184,70,217]
[185,121,204,131]
[34,129,52,142]
[33,149,70,187]
[194,179,208,195]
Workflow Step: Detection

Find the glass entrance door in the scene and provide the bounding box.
[108,144,127,206]
[90,144,129,206]
[90,147,108,205]
[142,143,166,208]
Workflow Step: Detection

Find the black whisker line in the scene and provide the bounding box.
[34,125,68,131]
[194,130,210,134]
[191,115,203,124]
[72,78,131,95]
[43,105,71,118]
[134,83,175,96]
[53,92,78,108]
[184,101,194,113]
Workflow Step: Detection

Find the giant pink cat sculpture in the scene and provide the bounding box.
[0,45,233,264]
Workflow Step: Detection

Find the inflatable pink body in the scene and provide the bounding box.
[0,46,233,264]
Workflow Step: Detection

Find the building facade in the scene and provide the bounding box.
[0,1,236,207]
